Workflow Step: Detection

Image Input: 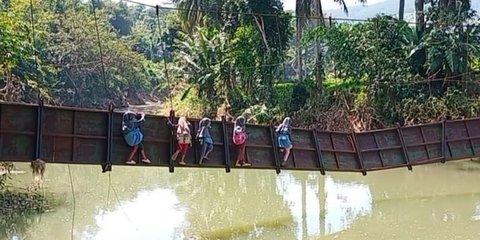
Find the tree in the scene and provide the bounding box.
[0,9,32,101]
[399,0,405,20]
[294,0,367,81]
[415,0,425,35]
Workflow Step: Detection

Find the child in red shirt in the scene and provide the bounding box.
[169,117,192,165]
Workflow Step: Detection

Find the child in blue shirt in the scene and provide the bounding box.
[122,111,151,165]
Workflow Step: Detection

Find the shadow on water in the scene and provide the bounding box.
[3,159,480,239]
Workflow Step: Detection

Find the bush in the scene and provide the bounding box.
[0,190,52,239]
[401,87,480,124]
[273,80,313,115]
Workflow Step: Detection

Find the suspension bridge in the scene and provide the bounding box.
[0,101,478,174]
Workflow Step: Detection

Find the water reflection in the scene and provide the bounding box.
[4,160,480,240]
[83,188,187,240]
[276,173,372,239]
[472,202,480,221]
[323,175,372,235]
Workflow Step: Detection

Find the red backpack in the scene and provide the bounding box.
[233,131,247,145]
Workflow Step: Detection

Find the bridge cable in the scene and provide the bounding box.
[155,5,174,111]
[67,164,76,240]
[107,172,139,231]
[28,0,41,100]
[28,0,47,225]
[91,0,110,97]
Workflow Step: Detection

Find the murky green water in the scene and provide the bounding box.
[3,160,480,240]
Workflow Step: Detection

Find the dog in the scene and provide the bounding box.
[31,159,46,188]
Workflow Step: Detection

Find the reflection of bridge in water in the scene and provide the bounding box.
[0,101,479,174]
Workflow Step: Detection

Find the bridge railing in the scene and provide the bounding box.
[0,102,479,174]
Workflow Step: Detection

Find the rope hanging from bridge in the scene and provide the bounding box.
[91,0,110,96]
[67,164,76,240]
[274,15,288,83]
[155,5,174,111]
[28,0,40,100]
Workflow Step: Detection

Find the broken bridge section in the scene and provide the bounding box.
[0,102,479,174]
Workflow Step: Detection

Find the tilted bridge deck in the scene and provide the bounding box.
[0,101,479,174]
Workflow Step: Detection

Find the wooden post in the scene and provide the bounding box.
[312,128,325,175]
[102,103,114,173]
[221,116,231,173]
[442,119,447,163]
[351,132,367,176]
[372,133,385,167]
[269,123,281,174]
[35,99,44,160]
[168,110,175,173]
[192,120,199,165]
[396,124,412,171]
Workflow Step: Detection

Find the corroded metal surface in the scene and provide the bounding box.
[0,101,479,174]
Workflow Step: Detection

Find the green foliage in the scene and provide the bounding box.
[0,190,52,239]
[273,82,294,112]
[0,0,166,107]
[0,11,29,70]
[172,0,292,115]
[273,81,312,115]
[1,0,480,130]
[401,88,480,124]
[0,162,14,190]
[410,2,480,78]
[303,7,480,128]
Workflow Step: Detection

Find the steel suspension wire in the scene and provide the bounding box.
[28,0,48,226]
[155,5,174,111]
[67,164,76,240]
[120,0,480,27]
[107,172,139,231]
[91,0,109,95]
[275,15,288,82]
[28,0,40,100]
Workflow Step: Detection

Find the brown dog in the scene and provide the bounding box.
[31,159,46,187]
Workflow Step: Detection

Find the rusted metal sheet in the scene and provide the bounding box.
[0,101,479,174]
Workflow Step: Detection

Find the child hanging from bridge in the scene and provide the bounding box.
[122,111,151,165]
[233,116,251,167]
[276,117,293,167]
[168,117,192,166]
[197,117,214,164]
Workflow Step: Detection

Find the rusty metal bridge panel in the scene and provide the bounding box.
[0,102,479,175]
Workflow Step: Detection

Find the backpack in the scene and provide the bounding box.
[177,132,192,144]
[233,131,247,145]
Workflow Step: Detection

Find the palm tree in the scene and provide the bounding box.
[399,0,405,20]
[295,0,366,82]
[415,0,425,35]
[171,0,207,33]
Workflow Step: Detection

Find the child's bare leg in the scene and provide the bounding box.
[126,145,139,164]
[199,143,209,164]
[283,147,291,162]
[171,150,180,161]
[179,154,187,164]
[140,150,151,163]
[280,147,291,166]
[140,150,147,159]
[204,146,213,159]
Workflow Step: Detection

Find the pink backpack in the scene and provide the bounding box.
[233,132,247,145]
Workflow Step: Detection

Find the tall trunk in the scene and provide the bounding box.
[415,0,425,35]
[295,0,305,81]
[399,0,405,20]
[312,0,324,93]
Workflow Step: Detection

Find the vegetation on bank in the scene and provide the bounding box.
[0,163,53,239]
[0,0,479,131]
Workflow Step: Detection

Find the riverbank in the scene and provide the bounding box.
[0,189,54,239]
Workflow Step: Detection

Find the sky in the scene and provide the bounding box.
[128,0,388,11]
[283,0,386,11]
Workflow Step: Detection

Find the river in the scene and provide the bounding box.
[2,159,480,240]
